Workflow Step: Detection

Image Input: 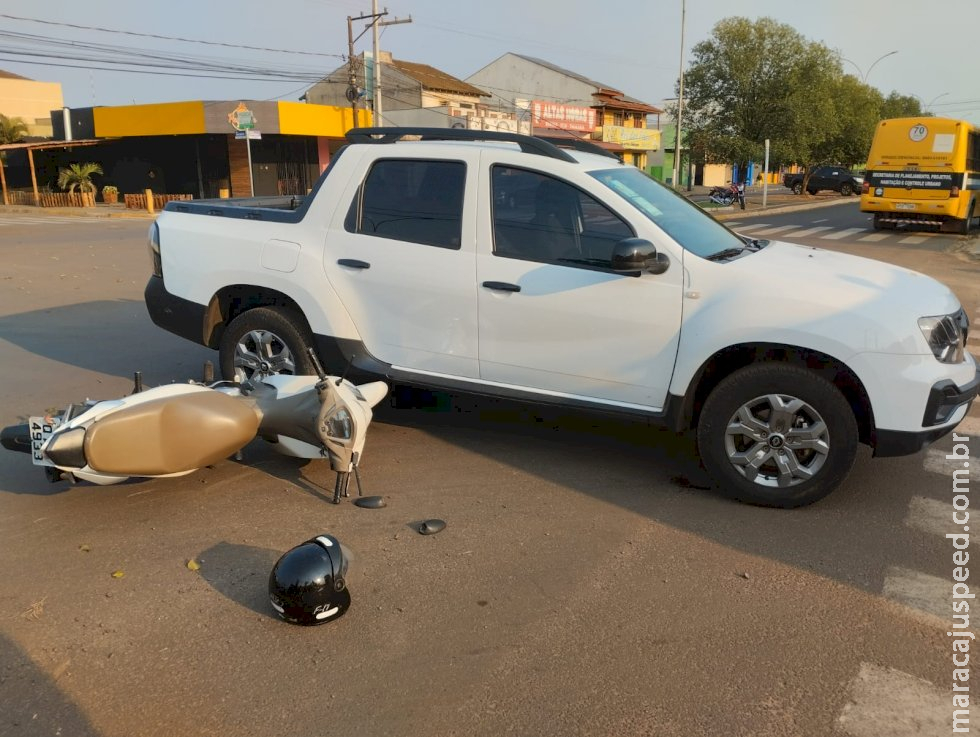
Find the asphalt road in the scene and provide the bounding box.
[1,212,978,736]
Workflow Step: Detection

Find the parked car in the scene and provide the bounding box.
[783,166,863,196]
[144,127,978,508]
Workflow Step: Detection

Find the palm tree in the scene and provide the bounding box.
[57,162,103,193]
[0,114,29,144]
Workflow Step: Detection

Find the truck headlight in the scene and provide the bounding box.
[918,310,968,363]
[147,222,162,277]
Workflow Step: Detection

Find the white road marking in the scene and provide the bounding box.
[820,228,865,240]
[731,223,770,232]
[811,218,828,223]
[905,496,977,544]
[837,663,948,737]
[857,233,891,242]
[923,448,979,480]
[746,224,800,236]
[881,566,948,624]
[898,236,928,244]
[779,226,833,237]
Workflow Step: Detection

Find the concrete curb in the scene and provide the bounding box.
[0,205,156,219]
[712,197,857,221]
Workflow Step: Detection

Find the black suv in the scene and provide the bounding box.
[783,166,863,196]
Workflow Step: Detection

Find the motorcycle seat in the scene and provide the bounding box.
[84,391,260,475]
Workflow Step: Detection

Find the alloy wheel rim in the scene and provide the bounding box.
[234,329,296,382]
[723,393,830,488]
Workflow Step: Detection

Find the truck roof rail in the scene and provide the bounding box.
[345,127,578,163]
[535,135,621,161]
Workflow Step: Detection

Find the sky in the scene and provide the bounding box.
[1,0,977,124]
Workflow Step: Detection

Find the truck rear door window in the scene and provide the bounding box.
[345,159,465,249]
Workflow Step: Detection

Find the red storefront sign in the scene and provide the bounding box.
[531,101,596,133]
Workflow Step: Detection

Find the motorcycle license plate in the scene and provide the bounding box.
[894,203,916,210]
[29,416,61,466]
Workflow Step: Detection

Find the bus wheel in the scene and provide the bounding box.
[872,213,883,231]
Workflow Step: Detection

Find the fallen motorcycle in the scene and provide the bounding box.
[1,351,388,504]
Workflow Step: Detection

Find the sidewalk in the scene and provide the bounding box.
[0,202,156,219]
[0,186,852,222]
[679,184,857,220]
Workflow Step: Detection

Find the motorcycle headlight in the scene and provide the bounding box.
[324,407,353,440]
[918,310,968,363]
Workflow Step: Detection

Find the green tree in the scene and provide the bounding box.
[680,17,916,189]
[880,92,926,120]
[0,113,29,144]
[57,162,103,193]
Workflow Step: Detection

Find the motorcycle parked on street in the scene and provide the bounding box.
[708,182,745,208]
[1,352,388,504]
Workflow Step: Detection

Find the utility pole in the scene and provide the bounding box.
[370,5,412,124]
[672,0,686,189]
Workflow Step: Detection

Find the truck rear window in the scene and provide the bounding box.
[345,159,465,249]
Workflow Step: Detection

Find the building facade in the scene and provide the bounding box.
[305,52,526,134]
[465,53,662,168]
[0,69,64,138]
[2,99,367,201]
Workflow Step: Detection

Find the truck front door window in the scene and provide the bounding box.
[345,159,465,249]
[491,166,633,267]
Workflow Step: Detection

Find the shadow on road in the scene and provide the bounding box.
[0,632,100,737]
[0,299,213,384]
[197,541,282,621]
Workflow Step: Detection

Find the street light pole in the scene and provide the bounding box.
[672,0,685,189]
[840,50,898,83]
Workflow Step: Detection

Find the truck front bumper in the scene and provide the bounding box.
[874,368,980,457]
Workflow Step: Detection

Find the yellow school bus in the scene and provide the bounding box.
[860,117,980,233]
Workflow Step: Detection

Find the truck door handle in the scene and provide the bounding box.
[338,259,370,269]
[482,281,521,293]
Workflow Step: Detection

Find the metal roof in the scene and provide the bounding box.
[389,59,490,98]
[0,138,106,152]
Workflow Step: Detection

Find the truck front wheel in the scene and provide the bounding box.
[219,307,316,383]
[696,364,858,508]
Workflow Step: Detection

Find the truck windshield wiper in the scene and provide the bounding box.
[705,247,748,262]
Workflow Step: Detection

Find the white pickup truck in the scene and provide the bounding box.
[145,127,979,507]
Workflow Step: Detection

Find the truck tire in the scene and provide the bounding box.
[791,183,803,195]
[219,307,316,383]
[696,363,858,508]
[839,182,853,196]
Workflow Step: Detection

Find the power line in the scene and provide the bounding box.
[0,13,344,58]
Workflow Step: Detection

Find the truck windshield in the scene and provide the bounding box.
[589,167,745,259]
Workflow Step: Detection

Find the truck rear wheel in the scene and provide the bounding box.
[791,183,803,195]
[219,307,316,383]
[696,364,858,508]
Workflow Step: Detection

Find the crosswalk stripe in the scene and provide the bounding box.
[923,448,979,479]
[780,226,833,237]
[837,663,948,737]
[905,496,977,544]
[857,233,891,242]
[882,566,947,624]
[898,236,928,244]
[747,224,800,236]
[731,223,770,232]
[820,228,865,240]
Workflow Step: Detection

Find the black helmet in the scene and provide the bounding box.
[268,535,350,625]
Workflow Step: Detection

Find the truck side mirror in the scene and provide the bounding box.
[610,238,669,275]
